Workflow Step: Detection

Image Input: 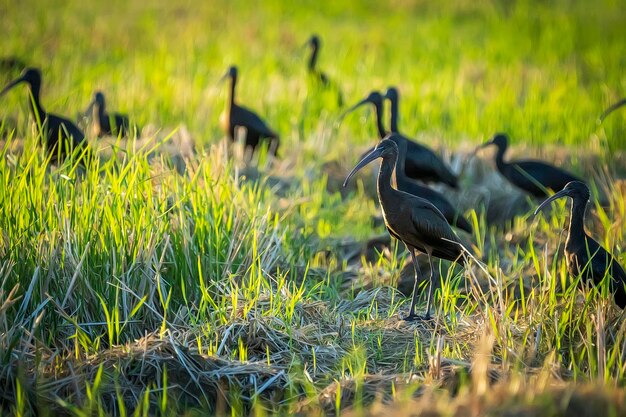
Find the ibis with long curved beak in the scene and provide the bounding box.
[0,67,92,164]
[84,91,135,138]
[345,90,458,188]
[344,138,468,320]
[534,181,626,307]
[478,133,582,198]
[219,65,280,157]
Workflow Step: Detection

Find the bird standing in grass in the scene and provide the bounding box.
[478,133,582,198]
[304,34,343,106]
[345,90,472,233]
[345,90,458,188]
[84,91,136,138]
[534,181,626,307]
[344,138,467,320]
[220,65,280,157]
[0,67,92,164]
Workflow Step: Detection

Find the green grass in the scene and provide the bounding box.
[1,0,626,415]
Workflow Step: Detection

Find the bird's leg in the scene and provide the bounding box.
[403,249,422,321]
[424,250,434,320]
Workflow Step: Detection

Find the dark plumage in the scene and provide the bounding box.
[346,90,458,188]
[220,66,280,157]
[85,91,135,138]
[348,89,472,233]
[305,34,343,106]
[344,138,467,320]
[599,98,626,123]
[479,133,582,198]
[0,67,91,164]
[534,181,626,308]
[383,87,459,188]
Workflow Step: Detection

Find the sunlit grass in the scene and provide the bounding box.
[1,0,626,415]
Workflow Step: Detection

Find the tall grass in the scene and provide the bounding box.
[1,0,626,415]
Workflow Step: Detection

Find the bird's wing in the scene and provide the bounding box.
[400,194,463,252]
[232,105,278,138]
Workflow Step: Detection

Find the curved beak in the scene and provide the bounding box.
[599,98,626,123]
[471,139,494,157]
[339,97,371,121]
[343,145,383,187]
[84,99,96,115]
[0,75,26,98]
[533,189,569,216]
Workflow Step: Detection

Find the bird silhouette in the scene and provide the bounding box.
[535,181,626,307]
[344,138,468,320]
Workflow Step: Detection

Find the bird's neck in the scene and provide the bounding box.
[308,47,318,71]
[96,102,106,118]
[377,153,398,200]
[228,76,237,108]
[494,144,507,172]
[389,98,399,133]
[567,197,587,242]
[27,82,45,120]
[373,103,386,139]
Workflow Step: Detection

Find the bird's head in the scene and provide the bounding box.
[220,66,238,84]
[94,91,105,105]
[534,181,590,216]
[481,133,508,150]
[383,87,399,103]
[343,138,398,187]
[307,34,320,49]
[0,67,41,97]
[341,91,384,119]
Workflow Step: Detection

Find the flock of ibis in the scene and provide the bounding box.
[1,33,625,321]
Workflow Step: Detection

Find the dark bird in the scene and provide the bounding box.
[219,65,280,157]
[345,90,458,188]
[478,133,582,198]
[304,34,343,106]
[346,90,472,233]
[599,98,626,123]
[383,86,459,188]
[84,91,135,138]
[0,67,91,163]
[534,181,626,307]
[394,137,473,233]
[344,138,467,320]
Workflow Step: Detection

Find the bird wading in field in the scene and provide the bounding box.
[344,138,468,320]
[84,91,136,138]
[344,90,458,188]
[534,181,626,307]
[478,133,582,198]
[0,67,93,165]
[304,34,343,106]
[219,65,280,157]
[344,90,472,233]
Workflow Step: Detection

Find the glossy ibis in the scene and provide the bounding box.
[344,138,467,320]
[599,98,626,123]
[304,34,343,106]
[0,67,91,163]
[85,91,135,138]
[219,65,280,157]
[346,90,458,188]
[383,86,459,188]
[393,137,473,233]
[345,92,471,231]
[534,181,626,307]
[478,133,582,198]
